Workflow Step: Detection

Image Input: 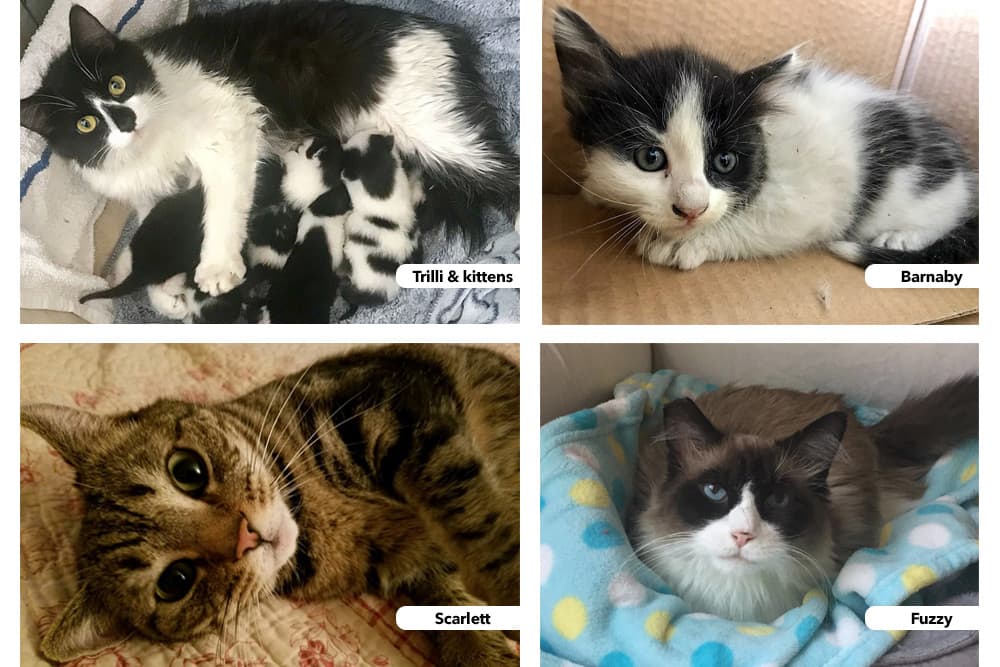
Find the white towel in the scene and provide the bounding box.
[20,0,189,322]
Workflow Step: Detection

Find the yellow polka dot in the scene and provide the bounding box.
[644,610,675,642]
[570,480,610,507]
[803,589,827,605]
[642,382,655,390]
[960,462,977,483]
[608,436,625,464]
[737,625,776,637]
[552,597,587,640]
[901,565,937,593]
[879,523,893,548]
[889,629,908,642]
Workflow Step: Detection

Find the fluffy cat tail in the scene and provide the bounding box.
[828,216,978,266]
[870,376,978,480]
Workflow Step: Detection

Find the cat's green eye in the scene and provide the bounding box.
[76,115,98,134]
[108,75,127,97]
[701,482,727,503]
[155,559,197,602]
[168,449,208,495]
[767,490,790,508]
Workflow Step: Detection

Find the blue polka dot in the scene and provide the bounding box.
[691,642,733,667]
[599,651,634,667]
[611,478,626,512]
[541,496,546,512]
[540,638,553,654]
[570,409,598,429]
[918,503,954,515]
[795,616,821,646]
[582,520,625,548]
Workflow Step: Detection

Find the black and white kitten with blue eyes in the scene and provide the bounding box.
[552,8,978,269]
[22,3,518,297]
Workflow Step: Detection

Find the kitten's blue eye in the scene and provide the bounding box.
[712,152,738,174]
[701,483,727,502]
[634,146,668,172]
[168,449,208,496]
[156,559,197,602]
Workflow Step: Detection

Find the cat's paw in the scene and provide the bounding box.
[870,230,934,252]
[194,254,246,296]
[148,284,191,320]
[642,237,708,270]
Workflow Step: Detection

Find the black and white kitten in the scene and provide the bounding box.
[552,8,977,269]
[340,131,423,305]
[22,3,517,297]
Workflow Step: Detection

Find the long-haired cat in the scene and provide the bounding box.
[630,377,977,622]
[21,345,520,665]
[552,8,977,269]
[21,3,518,296]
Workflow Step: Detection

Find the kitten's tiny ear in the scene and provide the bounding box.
[40,583,126,662]
[21,404,110,469]
[739,49,804,87]
[780,411,847,480]
[69,4,117,53]
[21,95,51,136]
[661,398,722,447]
[552,8,617,110]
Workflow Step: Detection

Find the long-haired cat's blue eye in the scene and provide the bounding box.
[633,146,668,172]
[156,559,197,602]
[168,449,208,496]
[712,152,738,174]
[700,483,727,502]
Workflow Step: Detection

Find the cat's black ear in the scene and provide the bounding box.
[661,398,722,448]
[21,95,52,136]
[780,411,847,480]
[21,404,111,469]
[552,8,617,111]
[738,49,801,88]
[40,582,127,662]
[69,4,117,54]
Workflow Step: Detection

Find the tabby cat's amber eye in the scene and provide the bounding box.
[168,449,208,495]
[75,115,98,134]
[155,559,197,602]
[108,75,127,97]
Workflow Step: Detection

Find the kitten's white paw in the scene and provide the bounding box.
[643,237,708,270]
[194,254,246,296]
[870,230,933,252]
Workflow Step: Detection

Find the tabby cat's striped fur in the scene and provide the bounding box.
[21,345,519,665]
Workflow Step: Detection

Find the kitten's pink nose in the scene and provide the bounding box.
[235,517,260,560]
[672,204,708,222]
[732,531,754,548]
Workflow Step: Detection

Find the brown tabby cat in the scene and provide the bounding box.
[630,377,977,622]
[21,345,519,665]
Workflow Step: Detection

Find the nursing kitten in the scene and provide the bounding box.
[552,8,978,269]
[21,3,518,297]
[21,345,520,666]
[340,131,423,305]
[630,377,977,622]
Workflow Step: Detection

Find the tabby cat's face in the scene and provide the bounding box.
[552,9,791,238]
[20,6,159,167]
[23,400,298,660]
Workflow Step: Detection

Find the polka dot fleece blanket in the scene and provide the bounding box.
[539,370,978,667]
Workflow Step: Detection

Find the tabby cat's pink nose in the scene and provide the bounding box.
[732,531,754,548]
[236,517,260,560]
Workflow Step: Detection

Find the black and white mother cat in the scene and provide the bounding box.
[21,2,517,297]
[552,8,977,269]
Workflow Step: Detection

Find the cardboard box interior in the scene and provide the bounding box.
[542,0,979,324]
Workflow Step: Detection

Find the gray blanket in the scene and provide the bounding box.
[111,0,519,324]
